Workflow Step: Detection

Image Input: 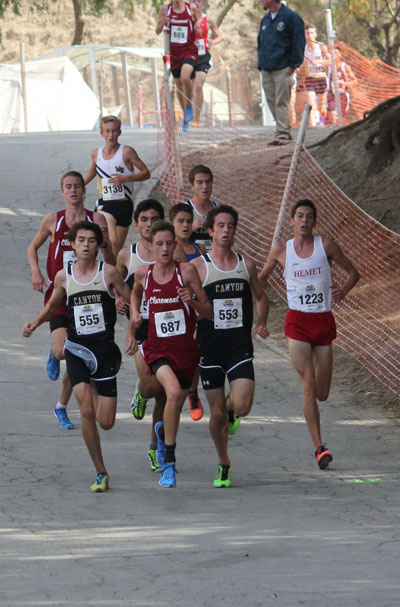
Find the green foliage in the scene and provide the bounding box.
[0,0,21,18]
[331,0,400,65]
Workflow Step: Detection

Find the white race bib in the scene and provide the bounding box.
[213,298,243,329]
[74,303,105,335]
[63,250,77,267]
[101,177,125,201]
[296,284,325,312]
[171,25,188,44]
[155,308,186,337]
[195,38,206,55]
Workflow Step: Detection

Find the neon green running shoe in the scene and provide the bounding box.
[148,449,161,472]
[227,408,240,435]
[213,464,231,488]
[131,380,148,420]
[90,473,109,493]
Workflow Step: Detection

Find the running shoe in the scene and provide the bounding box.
[188,391,204,421]
[148,449,161,472]
[213,464,231,488]
[315,445,333,469]
[90,473,109,493]
[131,380,148,420]
[46,343,60,381]
[159,462,176,488]
[185,105,193,121]
[54,407,75,430]
[155,421,165,468]
[182,118,191,132]
[192,119,200,127]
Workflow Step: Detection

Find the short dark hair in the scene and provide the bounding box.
[134,199,164,223]
[61,171,85,189]
[291,199,317,220]
[188,164,213,184]
[169,203,193,222]
[205,204,238,231]
[68,220,103,245]
[150,220,175,242]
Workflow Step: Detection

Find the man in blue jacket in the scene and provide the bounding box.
[257,0,305,140]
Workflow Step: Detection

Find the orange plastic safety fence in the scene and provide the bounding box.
[294,40,400,127]
[158,82,400,396]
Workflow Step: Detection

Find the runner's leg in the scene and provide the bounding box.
[287,337,323,449]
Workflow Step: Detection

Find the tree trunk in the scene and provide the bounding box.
[216,0,238,28]
[71,0,85,46]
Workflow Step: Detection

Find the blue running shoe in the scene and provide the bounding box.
[182,118,190,132]
[46,343,60,381]
[185,105,193,121]
[155,421,165,468]
[159,462,176,488]
[54,408,75,430]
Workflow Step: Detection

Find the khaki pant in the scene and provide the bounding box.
[262,67,294,138]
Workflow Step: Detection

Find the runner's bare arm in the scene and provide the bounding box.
[156,5,169,34]
[178,264,213,319]
[207,15,222,45]
[191,4,201,31]
[258,242,286,285]
[129,266,146,328]
[84,149,98,185]
[246,257,269,339]
[115,247,130,314]
[110,147,150,187]
[93,212,115,265]
[125,267,146,355]
[23,269,67,336]
[323,237,360,302]
[106,264,132,303]
[27,213,55,292]
[189,255,207,283]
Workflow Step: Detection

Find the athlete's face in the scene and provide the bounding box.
[136,209,162,241]
[191,173,213,201]
[208,212,236,247]
[71,229,99,260]
[61,176,85,205]
[305,28,317,43]
[193,0,204,10]
[150,230,176,263]
[172,211,193,241]
[292,206,316,236]
[100,121,121,146]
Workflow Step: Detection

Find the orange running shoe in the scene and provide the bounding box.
[315,445,333,469]
[192,119,200,127]
[188,391,204,421]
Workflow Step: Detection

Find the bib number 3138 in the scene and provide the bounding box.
[101,177,124,201]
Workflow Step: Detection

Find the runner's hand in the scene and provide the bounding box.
[177,286,193,303]
[32,270,47,292]
[252,323,269,339]
[116,296,129,315]
[125,333,138,356]
[23,322,37,337]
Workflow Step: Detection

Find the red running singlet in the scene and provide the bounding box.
[142,261,199,382]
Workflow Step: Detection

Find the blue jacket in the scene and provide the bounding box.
[257,4,305,72]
